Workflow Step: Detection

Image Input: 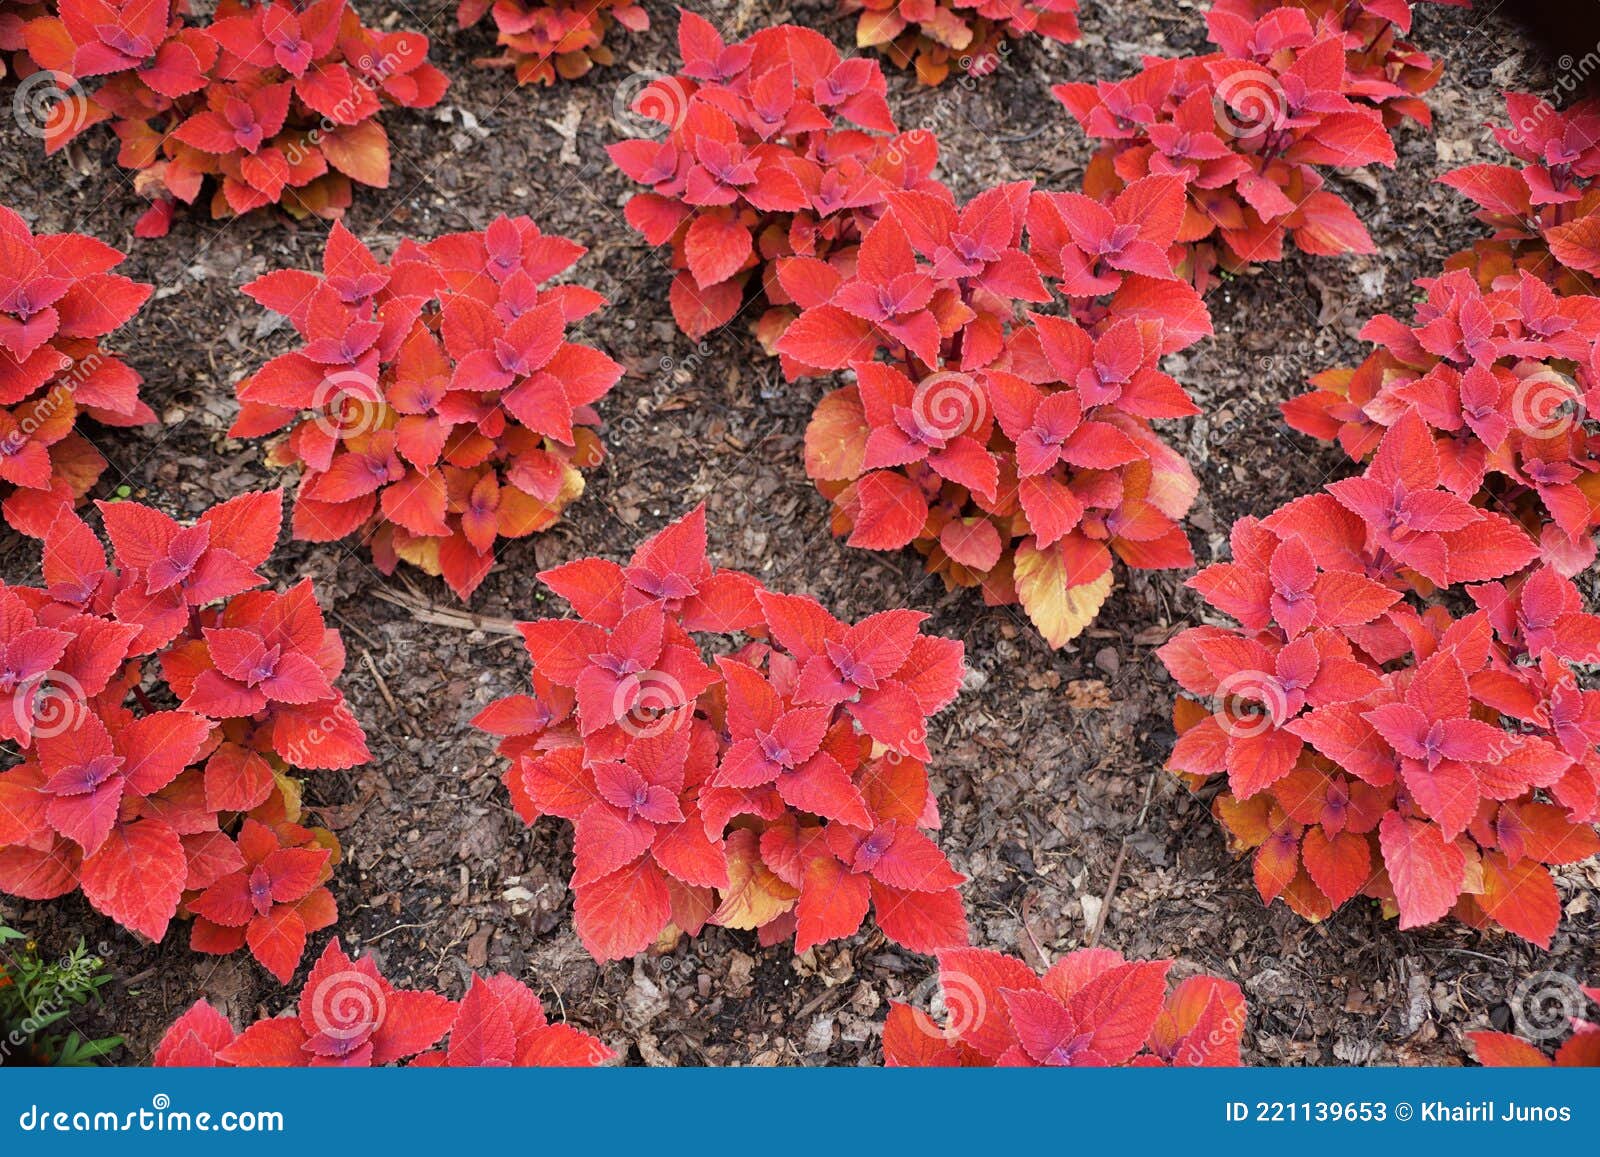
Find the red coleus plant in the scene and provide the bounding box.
[783,178,1210,646]
[1468,983,1600,1067]
[1442,93,1600,296]
[0,3,37,79]
[17,0,448,235]
[843,0,1079,87]
[1283,267,1600,576]
[1053,5,1412,290]
[1208,0,1453,128]
[0,203,151,537]
[155,937,611,1066]
[0,491,369,981]
[457,0,647,87]
[882,946,1247,1066]
[1160,418,1600,944]
[231,216,621,601]
[473,504,969,962]
[608,9,941,341]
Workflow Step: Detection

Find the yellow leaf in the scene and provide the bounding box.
[915,54,950,87]
[711,828,798,931]
[1213,792,1272,851]
[390,530,442,576]
[1013,541,1113,647]
[804,386,868,482]
[496,485,562,539]
[322,120,390,189]
[309,827,342,866]
[272,770,304,824]
[856,10,906,47]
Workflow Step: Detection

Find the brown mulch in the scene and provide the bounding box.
[1,0,1596,1067]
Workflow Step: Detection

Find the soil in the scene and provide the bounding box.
[2,0,1596,1068]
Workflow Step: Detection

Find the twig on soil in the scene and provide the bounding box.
[364,921,434,944]
[370,584,521,637]
[1088,768,1161,948]
[328,610,384,650]
[996,125,1050,144]
[1016,894,1050,970]
[362,649,402,717]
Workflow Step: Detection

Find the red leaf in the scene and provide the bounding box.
[669,269,745,340]
[684,212,752,288]
[1000,987,1084,1065]
[447,976,519,1066]
[848,471,927,549]
[870,879,967,953]
[1467,1031,1554,1068]
[881,1002,961,1066]
[1299,826,1371,909]
[247,905,309,984]
[573,859,672,961]
[794,853,872,953]
[938,517,1002,571]
[1378,812,1466,930]
[1064,959,1171,1065]
[79,819,187,941]
[775,305,875,371]
[932,947,1044,1061]
[214,1019,311,1067]
[154,1001,236,1067]
[516,1022,612,1067]
[1477,852,1561,948]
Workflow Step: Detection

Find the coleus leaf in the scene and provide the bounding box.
[154,940,609,1067]
[0,493,366,970]
[885,947,1245,1068]
[478,505,965,961]
[236,215,618,601]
